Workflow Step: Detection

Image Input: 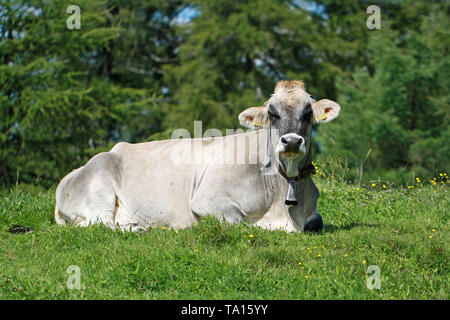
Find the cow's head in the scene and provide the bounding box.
[239,80,340,178]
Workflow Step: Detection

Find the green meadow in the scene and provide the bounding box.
[1,164,447,300]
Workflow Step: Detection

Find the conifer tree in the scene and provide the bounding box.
[0,0,169,186]
[317,3,449,183]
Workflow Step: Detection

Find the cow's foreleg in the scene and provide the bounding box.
[190,196,244,225]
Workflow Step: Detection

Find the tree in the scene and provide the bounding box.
[316,3,450,184]
[0,0,164,187]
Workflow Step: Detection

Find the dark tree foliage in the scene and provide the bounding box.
[0,0,182,186]
[317,3,449,184]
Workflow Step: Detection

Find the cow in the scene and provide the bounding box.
[54,80,340,232]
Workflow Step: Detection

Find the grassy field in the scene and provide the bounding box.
[0,167,448,300]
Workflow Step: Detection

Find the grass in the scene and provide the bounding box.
[0,166,448,300]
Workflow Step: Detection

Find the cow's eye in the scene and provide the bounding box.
[302,110,313,121]
[301,103,313,121]
[268,107,280,121]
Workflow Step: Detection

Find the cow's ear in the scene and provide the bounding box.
[312,99,340,123]
[239,106,269,129]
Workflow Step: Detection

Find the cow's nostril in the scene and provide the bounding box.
[281,137,287,144]
[297,137,304,145]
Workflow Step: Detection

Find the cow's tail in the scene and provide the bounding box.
[54,204,66,225]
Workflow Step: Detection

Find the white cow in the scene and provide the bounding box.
[55,80,340,232]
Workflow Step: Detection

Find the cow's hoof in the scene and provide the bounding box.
[304,214,323,233]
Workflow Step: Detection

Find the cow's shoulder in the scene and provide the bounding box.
[110,142,131,154]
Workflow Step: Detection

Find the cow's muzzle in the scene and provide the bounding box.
[277,133,306,157]
[281,134,304,151]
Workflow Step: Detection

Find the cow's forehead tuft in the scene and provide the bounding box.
[275,80,306,92]
[271,80,310,107]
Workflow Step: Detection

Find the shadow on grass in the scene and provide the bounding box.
[322,222,381,234]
